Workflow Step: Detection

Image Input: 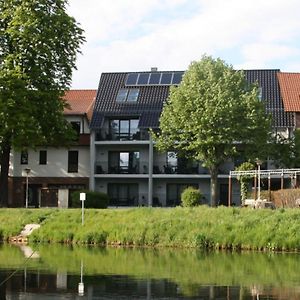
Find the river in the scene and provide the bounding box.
[0,244,299,299]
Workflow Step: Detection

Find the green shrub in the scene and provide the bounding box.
[70,190,109,208]
[181,187,202,207]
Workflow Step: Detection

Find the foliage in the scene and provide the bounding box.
[153,56,271,206]
[0,207,299,251]
[235,161,255,204]
[0,0,85,205]
[70,190,110,209]
[269,129,300,168]
[181,187,202,207]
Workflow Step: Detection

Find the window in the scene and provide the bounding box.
[109,151,140,174]
[39,150,47,165]
[70,121,81,138]
[68,151,78,173]
[110,119,139,140]
[108,183,138,206]
[164,151,177,173]
[127,89,139,101]
[167,183,198,206]
[21,151,28,165]
[116,89,128,102]
[116,88,139,102]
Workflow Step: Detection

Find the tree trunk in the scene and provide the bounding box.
[210,167,218,207]
[0,138,11,207]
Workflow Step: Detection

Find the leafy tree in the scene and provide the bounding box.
[235,161,255,205]
[153,56,271,206]
[0,0,85,206]
[270,129,300,168]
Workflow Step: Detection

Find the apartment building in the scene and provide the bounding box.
[8,90,96,207]
[89,69,293,207]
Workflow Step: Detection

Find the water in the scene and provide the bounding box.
[0,244,299,299]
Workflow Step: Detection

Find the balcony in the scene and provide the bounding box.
[153,164,208,175]
[95,130,149,141]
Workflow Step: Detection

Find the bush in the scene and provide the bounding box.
[70,190,109,208]
[181,187,202,207]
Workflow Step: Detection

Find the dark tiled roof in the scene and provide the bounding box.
[91,72,171,129]
[91,69,294,129]
[244,69,294,127]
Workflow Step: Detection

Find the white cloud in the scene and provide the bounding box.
[68,0,300,88]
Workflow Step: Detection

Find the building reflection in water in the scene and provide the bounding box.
[2,270,296,299]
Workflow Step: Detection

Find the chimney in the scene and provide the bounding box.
[151,67,158,72]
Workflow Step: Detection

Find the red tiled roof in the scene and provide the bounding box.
[63,89,96,121]
[277,72,300,112]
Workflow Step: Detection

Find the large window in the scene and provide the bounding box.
[167,183,198,206]
[68,151,78,173]
[70,121,81,139]
[108,183,138,206]
[108,151,139,173]
[116,88,139,102]
[164,152,177,173]
[110,119,139,140]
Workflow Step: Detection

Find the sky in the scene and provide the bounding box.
[67,0,300,89]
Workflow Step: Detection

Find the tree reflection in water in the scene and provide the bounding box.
[0,244,299,299]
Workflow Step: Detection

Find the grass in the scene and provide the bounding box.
[0,206,299,251]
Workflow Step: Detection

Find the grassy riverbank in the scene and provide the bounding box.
[0,206,299,251]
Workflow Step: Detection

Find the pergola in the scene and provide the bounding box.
[227,168,300,206]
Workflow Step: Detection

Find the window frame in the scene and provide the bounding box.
[39,150,47,165]
[116,88,139,102]
[68,150,79,173]
[20,151,28,165]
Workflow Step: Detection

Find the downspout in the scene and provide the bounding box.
[89,131,95,191]
[148,132,153,206]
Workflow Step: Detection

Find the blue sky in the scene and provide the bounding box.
[68,0,300,89]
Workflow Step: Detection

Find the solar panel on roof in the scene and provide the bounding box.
[149,72,161,85]
[160,73,172,84]
[172,72,184,85]
[126,73,138,85]
[137,73,150,85]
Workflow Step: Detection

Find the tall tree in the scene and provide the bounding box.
[153,56,271,206]
[0,0,85,206]
[270,129,300,168]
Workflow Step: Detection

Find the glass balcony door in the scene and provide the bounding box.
[108,183,138,206]
[110,119,139,140]
[109,151,139,174]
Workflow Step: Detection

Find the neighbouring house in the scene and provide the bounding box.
[8,89,96,208]
[277,72,300,128]
[89,69,293,207]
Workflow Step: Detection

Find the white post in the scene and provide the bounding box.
[24,168,31,208]
[257,163,261,200]
[78,260,84,296]
[80,193,86,225]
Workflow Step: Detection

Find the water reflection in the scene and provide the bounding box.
[0,244,299,299]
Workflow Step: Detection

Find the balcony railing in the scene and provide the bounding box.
[95,130,149,141]
[95,163,225,175]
